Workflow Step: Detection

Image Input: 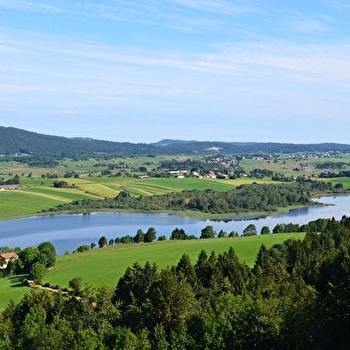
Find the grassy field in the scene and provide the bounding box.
[0,176,273,220]
[0,233,305,310]
[1,172,349,220]
[240,154,350,178]
[0,274,29,310]
[2,152,350,220]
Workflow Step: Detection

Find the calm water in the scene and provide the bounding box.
[0,195,350,255]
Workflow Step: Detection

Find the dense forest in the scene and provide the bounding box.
[1,216,350,349]
[0,127,152,158]
[2,126,350,158]
[50,183,314,215]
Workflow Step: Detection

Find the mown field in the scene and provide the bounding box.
[0,274,29,310]
[0,176,274,220]
[0,233,305,310]
[1,153,350,220]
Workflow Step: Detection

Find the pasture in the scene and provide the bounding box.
[0,274,29,310]
[0,176,271,220]
[0,233,305,310]
[1,150,350,221]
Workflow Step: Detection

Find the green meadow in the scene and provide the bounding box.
[1,172,348,220]
[0,274,29,310]
[0,233,305,310]
[2,152,350,221]
[0,176,272,220]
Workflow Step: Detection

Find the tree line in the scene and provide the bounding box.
[319,170,350,178]
[1,216,350,349]
[71,218,333,256]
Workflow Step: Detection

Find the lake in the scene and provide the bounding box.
[1,195,350,255]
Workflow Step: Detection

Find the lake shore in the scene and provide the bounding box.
[0,195,349,256]
[0,195,332,222]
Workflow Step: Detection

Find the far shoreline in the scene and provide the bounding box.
[0,200,329,223]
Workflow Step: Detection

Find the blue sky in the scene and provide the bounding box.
[1,1,350,143]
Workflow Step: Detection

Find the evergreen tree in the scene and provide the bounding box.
[145,227,157,242]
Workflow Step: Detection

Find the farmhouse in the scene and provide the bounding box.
[138,175,150,179]
[207,171,217,179]
[0,184,22,191]
[0,252,19,269]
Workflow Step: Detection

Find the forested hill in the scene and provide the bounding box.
[152,139,350,154]
[0,127,152,157]
[1,126,350,157]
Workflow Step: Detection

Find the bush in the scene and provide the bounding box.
[29,262,47,283]
[53,180,69,188]
[69,277,83,296]
[74,245,90,253]
[334,183,344,189]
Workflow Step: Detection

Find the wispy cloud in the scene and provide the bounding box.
[323,0,350,10]
[0,0,67,13]
[1,28,350,105]
[167,0,259,16]
[0,1,287,40]
[293,18,332,33]
[83,1,235,34]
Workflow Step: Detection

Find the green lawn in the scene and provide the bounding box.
[43,233,305,289]
[328,177,350,189]
[0,274,29,310]
[0,233,305,310]
[0,191,66,219]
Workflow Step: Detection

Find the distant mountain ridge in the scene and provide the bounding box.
[0,127,151,157]
[1,126,350,157]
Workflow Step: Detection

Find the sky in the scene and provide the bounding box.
[1,1,350,144]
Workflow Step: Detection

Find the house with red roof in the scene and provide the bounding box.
[0,252,19,269]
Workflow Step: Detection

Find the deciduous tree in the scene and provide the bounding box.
[200,225,216,239]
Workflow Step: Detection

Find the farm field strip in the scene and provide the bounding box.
[75,183,119,198]
[21,189,78,203]
[126,178,235,193]
[0,191,64,218]
[22,187,101,201]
